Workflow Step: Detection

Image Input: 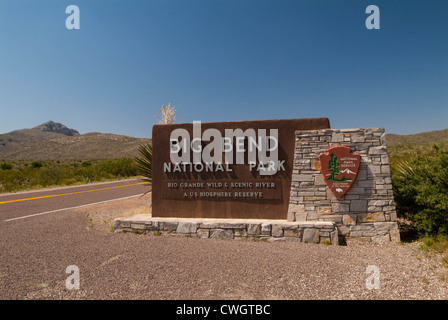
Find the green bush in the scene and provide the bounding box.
[391,145,448,236]
[81,161,91,167]
[0,158,138,193]
[31,161,43,168]
[0,162,12,170]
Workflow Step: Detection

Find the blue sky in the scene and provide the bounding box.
[0,0,447,138]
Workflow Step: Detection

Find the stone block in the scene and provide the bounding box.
[284,229,301,237]
[357,169,367,180]
[319,215,342,223]
[331,132,344,142]
[292,174,314,182]
[357,212,385,223]
[147,221,160,231]
[176,222,198,234]
[314,222,334,229]
[369,146,388,155]
[390,229,401,242]
[234,228,248,237]
[261,223,272,235]
[288,203,305,221]
[357,180,375,189]
[314,174,326,186]
[368,200,388,207]
[302,228,320,243]
[281,223,299,230]
[196,229,210,238]
[368,165,382,175]
[347,187,365,195]
[331,203,350,212]
[298,222,315,228]
[306,211,319,220]
[372,234,390,243]
[317,206,332,215]
[381,165,391,174]
[161,222,178,232]
[130,223,146,230]
[220,222,246,229]
[342,214,356,226]
[210,229,234,239]
[350,224,376,237]
[247,224,261,236]
[304,196,326,201]
[350,200,367,212]
[373,222,398,233]
[338,225,350,236]
[352,134,365,143]
[271,225,284,237]
[330,230,339,245]
[287,210,295,222]
[199,222,221,229]
[347,237,371,243]
[389,210,398,221]
[295,212,307,221]
[320,236,331,244]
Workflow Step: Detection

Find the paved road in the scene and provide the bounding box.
[0,179,447,302]
[0,179,148,222]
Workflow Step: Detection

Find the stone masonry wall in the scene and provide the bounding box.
[287,128,400,243]
[114,216,339,244]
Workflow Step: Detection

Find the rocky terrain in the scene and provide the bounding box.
[0,121,151,160]
[387,128,448,147]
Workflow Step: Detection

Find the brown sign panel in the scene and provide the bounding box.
[152,118,330,219]
[318,146,361,198]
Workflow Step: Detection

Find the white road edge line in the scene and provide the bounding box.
[4,194,145,222]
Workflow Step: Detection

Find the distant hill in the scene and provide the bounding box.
[32,120,80,136]
[0,122,151,161]
[387,128,448,147]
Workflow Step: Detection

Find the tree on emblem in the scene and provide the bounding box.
[327,153,352,182]
[328,153,340,182]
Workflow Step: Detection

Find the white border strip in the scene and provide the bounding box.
[4,194,144,222]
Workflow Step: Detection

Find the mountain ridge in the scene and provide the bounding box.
[0,121,151,161]
[387,128,448,147]
[32,121,80,136]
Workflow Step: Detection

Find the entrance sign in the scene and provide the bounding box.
[118,125,400,243]
[152,118,331,219]
[318,146,361,198]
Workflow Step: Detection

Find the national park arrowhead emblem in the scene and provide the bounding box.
[318,146,361,198]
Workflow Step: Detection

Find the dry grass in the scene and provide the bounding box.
[79,193,152,233]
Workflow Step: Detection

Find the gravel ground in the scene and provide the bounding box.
[1,193,447,300]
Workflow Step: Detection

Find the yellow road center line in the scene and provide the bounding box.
[0,182,147,205]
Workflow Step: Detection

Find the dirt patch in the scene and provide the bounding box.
[74,193,152,232]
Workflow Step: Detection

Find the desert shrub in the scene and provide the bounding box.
[0,162,12,170]
[0,158,138,193]
[391,145,448,236]
[97,158,137,177]
[81,161,91,167]
[31,161,43,168]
